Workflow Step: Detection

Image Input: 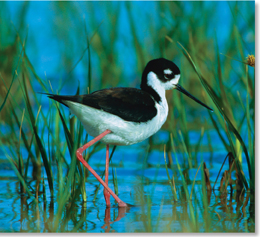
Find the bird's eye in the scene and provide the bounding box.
[164,73,174,80]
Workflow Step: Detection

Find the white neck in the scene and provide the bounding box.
[147,72,169,124]
[147,72,167,104]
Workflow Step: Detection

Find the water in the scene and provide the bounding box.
[0,140,254,233]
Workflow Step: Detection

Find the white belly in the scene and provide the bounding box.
[65,101,168,146]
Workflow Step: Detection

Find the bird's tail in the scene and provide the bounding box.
[38,92,69,107]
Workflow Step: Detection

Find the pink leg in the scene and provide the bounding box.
[103,145,111,206]
[76,130,127,207]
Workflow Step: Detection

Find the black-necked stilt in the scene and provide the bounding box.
[46,58,212,207]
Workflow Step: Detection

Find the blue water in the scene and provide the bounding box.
[0,141,254,232]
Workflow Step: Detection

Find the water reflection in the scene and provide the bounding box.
[102,206,129,232]
[0,161,255,233]
[5,183,254,232]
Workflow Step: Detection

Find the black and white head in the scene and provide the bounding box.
[141,58,213,111]
[141,58,181,93]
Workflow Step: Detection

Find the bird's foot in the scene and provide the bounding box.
[117,200,128,207]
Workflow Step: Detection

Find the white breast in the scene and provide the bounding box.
[64,99,168,146]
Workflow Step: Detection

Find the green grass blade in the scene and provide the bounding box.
[214,32,230,115]
[83,21,92,94]
[194,127,204,163]
[163,145,177,201]
[10,103,37,163]
[22,74,54,196]
[177,42,251,186]
[6,154,35,200]
[246,65,253,156]
[112,166,118,196]
[12,26,48,92]
[208,112,230,151]
[170,133,196,229]
[68,20,103,75]
[57,107,74,157]
[190,161,203,199]
[0,45,23,112]
[0,73,16,112]
[178,130,192,168]
[224,121,248,189]
[125,2,145,70]
[24,135,34,179]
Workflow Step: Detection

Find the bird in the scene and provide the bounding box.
[45,58,213,208]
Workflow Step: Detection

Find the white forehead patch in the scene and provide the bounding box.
[164,69,172,74]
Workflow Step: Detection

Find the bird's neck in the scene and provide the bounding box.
[140,84,162,103]
[141,72,166,105]
[141,72,169,125]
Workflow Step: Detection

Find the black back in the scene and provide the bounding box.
[47,87,157,123]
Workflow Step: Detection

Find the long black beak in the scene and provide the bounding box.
[176,84,213,111]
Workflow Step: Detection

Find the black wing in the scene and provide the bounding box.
[45,88,157,123]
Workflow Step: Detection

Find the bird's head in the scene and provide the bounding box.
[141,58,213,111]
